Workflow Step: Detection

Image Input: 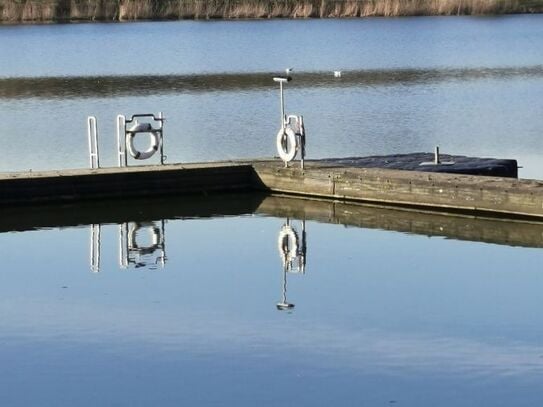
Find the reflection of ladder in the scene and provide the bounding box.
[119,220,166,269]
[90,224,101,273]
[89,220,167,272]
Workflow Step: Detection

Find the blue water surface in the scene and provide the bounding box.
[1,211,543,406]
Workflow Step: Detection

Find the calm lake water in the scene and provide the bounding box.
[1,194,543,406]
[1,15,543,406]
[1,16,543,176]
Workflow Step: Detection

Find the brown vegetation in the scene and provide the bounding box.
[0,0,542,23]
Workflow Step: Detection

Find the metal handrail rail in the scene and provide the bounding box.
[87,116,100,169]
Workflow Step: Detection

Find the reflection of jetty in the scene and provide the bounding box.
[257,195,543,249]
[0,193,264,233]
[1,191,543,248]
[2,156,543,220]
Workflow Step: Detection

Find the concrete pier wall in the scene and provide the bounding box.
[1,159,543,219]
[251,162,543,219]
[0,163,254,205]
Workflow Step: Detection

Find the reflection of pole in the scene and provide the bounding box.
[276,264,294,311]
[300,219,306,274]
[90,224,101,273]
[158,219,166,267]
[277,217,295,311]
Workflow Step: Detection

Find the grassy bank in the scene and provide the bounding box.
[1,0,542,23]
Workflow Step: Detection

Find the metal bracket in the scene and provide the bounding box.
[117,112,165,167]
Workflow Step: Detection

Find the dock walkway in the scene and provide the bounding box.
[1,157,542,219]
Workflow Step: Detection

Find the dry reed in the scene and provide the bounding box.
[0,0,541,22]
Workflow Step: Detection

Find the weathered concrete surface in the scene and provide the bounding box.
[1,156,542,219]
[256,195,543,248]
[251,160,543,219]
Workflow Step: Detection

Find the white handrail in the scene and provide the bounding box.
[87,116,100,169]
[116,114,126,167]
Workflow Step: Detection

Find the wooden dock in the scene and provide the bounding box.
[1,156,542,219]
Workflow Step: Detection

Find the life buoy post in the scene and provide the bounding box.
[117,112,165,167]
[273,75,306,169]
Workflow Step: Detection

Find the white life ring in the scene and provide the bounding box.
[126,122,161,160]
[277,225,298,263]
[276,127,297,162]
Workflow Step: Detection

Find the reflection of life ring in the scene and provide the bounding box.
[277,225,298,262]
[126,122,161,160]
[276,127,297,162]
[128,222,161,255]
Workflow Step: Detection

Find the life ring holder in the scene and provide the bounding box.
[272,76,306,169]
[126,122,161,160]
[276,115,305,168]
[117,113,165,167]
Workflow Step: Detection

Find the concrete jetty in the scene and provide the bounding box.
[252,159,542,219]
[0,155,541,219]
[0,162,254,205]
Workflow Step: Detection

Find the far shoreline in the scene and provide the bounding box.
[1,0,542,25]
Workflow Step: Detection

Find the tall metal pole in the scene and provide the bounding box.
[159,111,165,165]
[280,81,285,127]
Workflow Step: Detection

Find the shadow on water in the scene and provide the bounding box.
[2,192,543,249]
[1,66,543,99]
[0,192,266,232]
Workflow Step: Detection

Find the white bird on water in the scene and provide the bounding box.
[334,71,342,78]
